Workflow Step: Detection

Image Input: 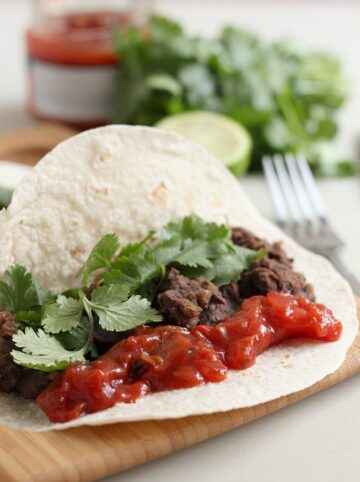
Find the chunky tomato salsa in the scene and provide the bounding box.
[37,292,342,423]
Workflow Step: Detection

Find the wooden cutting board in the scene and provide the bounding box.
[0,123,77,165]
[0,123,359,482]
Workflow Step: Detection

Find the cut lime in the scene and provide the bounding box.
[156,111,252,176]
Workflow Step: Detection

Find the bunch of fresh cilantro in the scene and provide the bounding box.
[113,15,354,176]
[0,215,264,372]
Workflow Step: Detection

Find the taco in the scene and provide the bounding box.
[0,126,357,431]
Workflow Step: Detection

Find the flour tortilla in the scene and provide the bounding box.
[0,125,357,432]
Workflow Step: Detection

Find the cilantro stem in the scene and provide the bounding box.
[78,290,95,355]
[151,263,166,302]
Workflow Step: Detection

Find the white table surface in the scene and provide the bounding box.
[0,1,360,481]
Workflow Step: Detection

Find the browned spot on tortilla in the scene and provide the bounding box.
[70,245,87,257]
[284,363,294,369]
[88,180,109,196]
[69,219,80,229]
[284,353,290,359]
[92,186,109,196]
[99,150,111,163]
[152,182,169,207]
[211,197,223,209]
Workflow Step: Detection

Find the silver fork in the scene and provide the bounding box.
[262,153,360,295]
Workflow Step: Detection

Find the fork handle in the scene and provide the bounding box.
[326,252,360,296]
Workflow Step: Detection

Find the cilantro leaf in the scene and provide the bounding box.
[61,288,81,299]
[154,216,231,269]
[185,246,266,286]
[103,253,165,298]
[162,215,230,242]
[154,216,232,271]
[84,284,162,332]
[11,328,86,372]
[172,238,212,268]
[56,316,92,352]
[42,295,83,334]
[15,310,42,326]
[81,234,119,285]
[31,275,55,305]
[92,284,130,304]
[151,235,183,265]
[0,265,46,313]
[117,230,155,257]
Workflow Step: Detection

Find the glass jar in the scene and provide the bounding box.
[26,0,152,127]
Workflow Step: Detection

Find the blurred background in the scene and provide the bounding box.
[0,0,359,270]
[1,0,359,170]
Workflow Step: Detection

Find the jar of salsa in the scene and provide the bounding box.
[26,0,151,127]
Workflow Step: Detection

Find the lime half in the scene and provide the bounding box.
[156,111,252,176]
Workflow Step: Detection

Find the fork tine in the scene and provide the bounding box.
[273,154,301,224]
[296,154,327,220]
[262,155,288,225]
[295,154,344,246]
[284,153,313,221]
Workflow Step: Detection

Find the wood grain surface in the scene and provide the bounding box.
[0,123,77,165]
[0,125,359,481]
[0,299,358,482]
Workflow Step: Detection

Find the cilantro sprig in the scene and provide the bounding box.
[101,215,264,295]
[81,285,162,332]
[10,284,162,371]
[2,215,265,373]
[113,15,353,176]
[0,267,162,372]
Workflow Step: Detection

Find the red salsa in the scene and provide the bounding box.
[27,12,129,66]
[37,292,342,423]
